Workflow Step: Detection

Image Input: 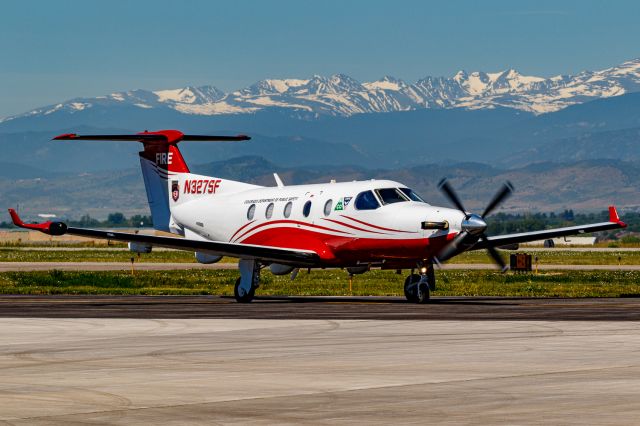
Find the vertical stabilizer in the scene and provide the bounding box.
[52,130,253,234]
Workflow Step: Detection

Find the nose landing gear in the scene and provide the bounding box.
[404,262,435,304]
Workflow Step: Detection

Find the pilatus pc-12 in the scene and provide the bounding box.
[9,130,627,303]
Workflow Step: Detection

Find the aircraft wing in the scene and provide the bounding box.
[8,209,320,267]
[472,206,627,250]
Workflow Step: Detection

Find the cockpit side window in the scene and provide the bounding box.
[399,187,427,203]
[354,190,380,210]
[375,188,408,205]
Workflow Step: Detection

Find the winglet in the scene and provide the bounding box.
[609,206,626,227]
[7,209,68,235]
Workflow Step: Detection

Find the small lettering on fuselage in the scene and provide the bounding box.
[244,196,299,204]
[184,179,221,194]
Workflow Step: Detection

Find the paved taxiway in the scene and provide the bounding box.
[2,295,640,320]
[0,314,639,424]
[1,261,639,271]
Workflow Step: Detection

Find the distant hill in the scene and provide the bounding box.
[502,127,640,166]
[0,162,56,179]
[4,156,638,222]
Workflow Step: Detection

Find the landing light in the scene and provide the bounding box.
[421,220,449,230]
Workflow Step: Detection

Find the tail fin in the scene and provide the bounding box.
[54,130,252,234]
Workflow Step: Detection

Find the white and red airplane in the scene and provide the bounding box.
[8,129,627,303]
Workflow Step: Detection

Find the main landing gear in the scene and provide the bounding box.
[234,259,260,303]
[404,262,435,304]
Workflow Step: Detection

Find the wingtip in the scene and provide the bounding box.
[7,208,22,227]
[52,133,77,140]
[6,209,67,235]
[609,205,627,228]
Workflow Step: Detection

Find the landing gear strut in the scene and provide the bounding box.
[234,259,260,303]
[404,262,435,304]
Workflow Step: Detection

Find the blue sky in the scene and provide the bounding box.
[1,0,639,117]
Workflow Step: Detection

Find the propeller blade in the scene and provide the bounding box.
[485,240,508,273]
[438,178,467,214]
[481,181,514,218]
[437,231,468,262]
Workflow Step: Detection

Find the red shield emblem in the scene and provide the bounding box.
[171,181,180,202]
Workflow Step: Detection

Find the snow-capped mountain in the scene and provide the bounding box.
[4,58,640,122]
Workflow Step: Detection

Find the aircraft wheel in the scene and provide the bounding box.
[404,274,430,304]
[417,282,430,304]
[234,277,256,303]
[404,274,420,303]
[427,264,436,291]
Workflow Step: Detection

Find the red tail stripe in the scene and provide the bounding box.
[168,144,189,173]
[340,215,416,233]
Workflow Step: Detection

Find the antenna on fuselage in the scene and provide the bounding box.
[273,173,285,188]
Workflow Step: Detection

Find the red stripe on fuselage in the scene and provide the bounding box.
[229,220,256,242]
[239,226,454,265]
[321,218,388,234]
[340,215,416,233]
[233,219,353,243]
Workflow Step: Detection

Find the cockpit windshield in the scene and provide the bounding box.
[399,187,427,203]
[355,190,380,210]
[375,188,408,205]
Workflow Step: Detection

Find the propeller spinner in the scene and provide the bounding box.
[436,179,514,271]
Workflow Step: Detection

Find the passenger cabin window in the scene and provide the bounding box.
[303,200,312,217]
[324,199,333,216]
[375,188,408,205]
[354,190,380,210]
[265,202,274,219]
[247,204,256,220]
[399,187,426,203]
[284,201,292,218]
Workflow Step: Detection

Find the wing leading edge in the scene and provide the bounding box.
[8,209,319,267]
[472,206,627,250]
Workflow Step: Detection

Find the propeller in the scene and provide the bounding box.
[436,179,514,272]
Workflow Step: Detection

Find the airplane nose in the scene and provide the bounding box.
[461,213,487,236]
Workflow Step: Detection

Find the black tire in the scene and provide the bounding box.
[234,277,256,303]
[427,264,436,291]
[417,282,430,304]
[404,274,421,303]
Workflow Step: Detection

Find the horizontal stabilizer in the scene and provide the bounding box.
[53,130,250,144]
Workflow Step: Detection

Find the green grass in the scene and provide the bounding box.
[1,248,639,265]
[450,250,640,265]
[0,248,201,263]
[1,269,639,298]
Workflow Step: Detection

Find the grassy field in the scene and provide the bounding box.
[453,250,640,265]
[1,247,639,265]
[0,248,200,263]
[1,269,639,298]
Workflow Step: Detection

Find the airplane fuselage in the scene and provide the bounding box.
[170,178,465,268]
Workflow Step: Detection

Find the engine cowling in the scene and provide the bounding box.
[128,242,152,253]
[269,264,295,275]
[195,252,223,264]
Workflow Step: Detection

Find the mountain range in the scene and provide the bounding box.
[3,58,640,123]
[1,58,639,215]
[3,156,638,220]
